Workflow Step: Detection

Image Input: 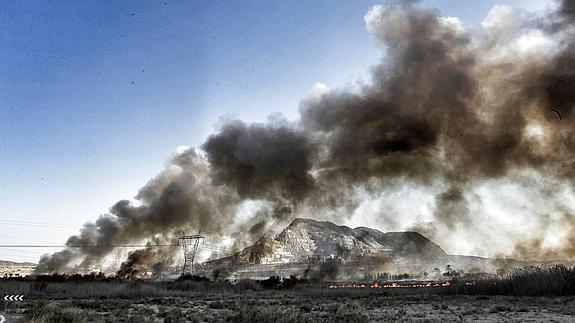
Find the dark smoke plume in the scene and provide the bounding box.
[38,0,575,273]
[117,247,175,280]
[301,259,341,281]
[37,149,239,273]
[433,187,470,231]
[203,119,315,202]
[558,0,575,21]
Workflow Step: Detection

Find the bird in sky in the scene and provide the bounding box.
[551,107,562,121]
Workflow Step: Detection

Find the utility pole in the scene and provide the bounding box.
[178,234,204,276]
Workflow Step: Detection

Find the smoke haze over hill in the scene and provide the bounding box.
[37,0,575,274]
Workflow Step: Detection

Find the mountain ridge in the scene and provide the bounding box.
[227,217,446,267]
[200,218,575,280]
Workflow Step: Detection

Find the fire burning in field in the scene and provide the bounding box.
[329,280,479,289]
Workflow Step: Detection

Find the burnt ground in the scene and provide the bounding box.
[5,292,575,322]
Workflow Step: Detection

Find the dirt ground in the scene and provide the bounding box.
[5,292,575,322]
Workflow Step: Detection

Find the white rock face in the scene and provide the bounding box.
[200,219,575,280]
[240,218,446,265]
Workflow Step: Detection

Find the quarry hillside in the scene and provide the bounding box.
[3,219,574,280]
[199,218,575,281]
[238,218,446,264]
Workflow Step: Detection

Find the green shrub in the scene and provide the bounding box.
[330,303,368,322]
[231,307,304,322]
[208,301,226,309]
[160,308,184,323]
[444,265,575,296]
[236,279,262,292]
[31,303,86,323]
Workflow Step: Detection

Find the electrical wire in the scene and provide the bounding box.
[0,247,47,255]
[0,244,179,248]
[0,252,36,260]
[0,244,235,253]
[0,220,82,229]
[0,234,57,244]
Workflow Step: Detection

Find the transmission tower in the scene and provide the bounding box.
[178,234,204,276]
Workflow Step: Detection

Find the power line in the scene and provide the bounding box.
[0,253,37,260]
[0,234,58,244]
[0,244,236,253]
[0,247,47,255]
[0,220,82,229]
[0,246,236,263]
[0,244,180,248]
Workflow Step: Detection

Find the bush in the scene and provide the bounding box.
[30,281,48,292]
[176,274,209,282]
[325,303,368,322]
[236,279,262,292]
[259,276,282,289]
[33,273,113,283]
[444,265,575,296]
[231,307,313,322]
[208,301,226,309]
[30,303,86,323]
[160,308,185,323]
[509,265,575,296]
[489,304,511,313]
[258,275,304,289]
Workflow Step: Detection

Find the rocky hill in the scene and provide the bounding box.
[199,218,575,280]
[238,218,446,264]
[200,218,454,280]
[0,260,36,277]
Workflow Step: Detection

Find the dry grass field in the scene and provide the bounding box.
[4,291,575,322]
[1,266,574,322]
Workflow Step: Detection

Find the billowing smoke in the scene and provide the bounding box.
[38,0,575,273]
[302,259,341,281]
[203,119,316,202]
[509,210,575,261]
[433,187,469,231]
[117,246,175,280]
[36,149,239,273]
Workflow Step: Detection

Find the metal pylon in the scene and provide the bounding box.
[178,234,204,276]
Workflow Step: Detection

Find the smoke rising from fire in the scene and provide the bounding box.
[38,0,575,273]
[36,149,239,273]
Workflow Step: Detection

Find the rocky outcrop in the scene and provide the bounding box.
[238,218,446,264]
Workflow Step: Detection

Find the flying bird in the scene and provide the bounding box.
[551,108,562,121]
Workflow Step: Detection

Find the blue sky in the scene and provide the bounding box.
[0,0,551,262]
